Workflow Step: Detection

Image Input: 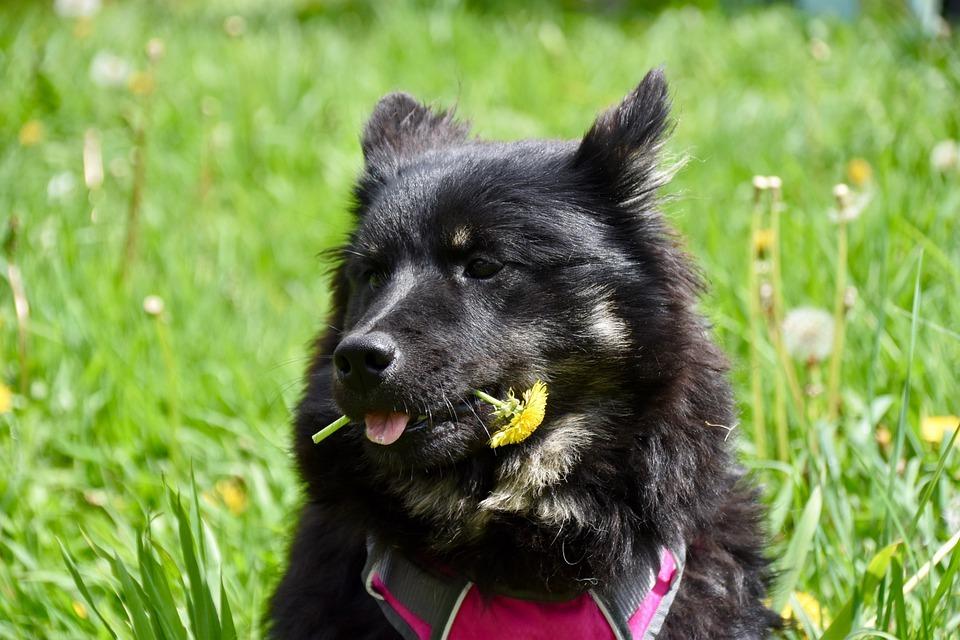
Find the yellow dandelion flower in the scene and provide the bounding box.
[0,382,12,413]
[846,158,872,187]
[921,415,959,444]
[73,17,94,39]
[476,380,549,448]
[19,120,44,147]
[752,228,775,258]
[875,425,892,447]
[128,71,155,96]
[782,591,829,630]
[215,476,248,515]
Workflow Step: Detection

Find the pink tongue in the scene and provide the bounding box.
[364,411,410,446]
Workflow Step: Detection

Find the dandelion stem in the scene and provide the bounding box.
[312,415,351,443]
[748,179,769,459]
[120,117,147,281]
[473,389,509,410]
[774,364,790,461]
[827,214,848,422]
[765,179,806,428]
[151,313,180,462]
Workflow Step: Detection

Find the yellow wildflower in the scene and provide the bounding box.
[875,425,892,448]
[921,415,959,444]
[782,591,829,630]
[0,383,11,413]
[476,381,549,448]
[19,120,44,147]
[128,71,155,96]
[215,476,248,515]
[846,158,872,187]
[752,228,775,258]
[73,17,93,39]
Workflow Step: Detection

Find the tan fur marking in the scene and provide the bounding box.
[450,226,471,249]
[534,492,588,526]
[480,415,593,519]
[590,299,631,349]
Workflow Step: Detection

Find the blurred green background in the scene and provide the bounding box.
[1,0,959,638]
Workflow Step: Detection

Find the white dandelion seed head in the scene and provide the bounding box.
[931,139,959,173]
[782,307,834,364]
[829,189,871,223]
[47,171,77,202]
[843,286,858,311]
[810,38,831,62]
[833,183,851,203]
[146,37,165,62]
[54,0,101,19]
[143,295,165,316]
[90,51,132,88]
[224,15,246,38]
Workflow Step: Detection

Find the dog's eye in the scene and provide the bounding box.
[465,257,503,279]
[364,269,384,289]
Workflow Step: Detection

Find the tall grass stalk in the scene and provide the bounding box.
[120,116,147,282]
[765,179,805,415]
[884,251,923,546]
[748,177,769,459]
[762,177,807,457]
[3,216,29,393]
[827,184,851,421]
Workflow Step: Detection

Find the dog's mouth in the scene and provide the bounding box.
[363,399,482,446]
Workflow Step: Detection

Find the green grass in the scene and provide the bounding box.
[2,1,959,638]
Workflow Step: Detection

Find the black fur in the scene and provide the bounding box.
[268,69,780,639]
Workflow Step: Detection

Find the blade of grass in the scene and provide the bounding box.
[58,540,119,640]
[930,529,960,615]
[170,489,221,640]
[137,532,188,640]
[767,471,795,535]
[110,552,157,640]
[822,541,902,640]
[888,557,908,635]
[908,421,960,537]
[771,485,822,611]
[884,250,923,546]
[220,577,237,640]
[190,465,208,567]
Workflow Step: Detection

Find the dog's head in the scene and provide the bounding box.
[325,69,702,471]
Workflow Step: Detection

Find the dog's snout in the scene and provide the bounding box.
[333,332,397,390]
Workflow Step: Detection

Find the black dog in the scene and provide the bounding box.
[269,69,779,639]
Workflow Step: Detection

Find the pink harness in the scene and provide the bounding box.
[362,538,684,640]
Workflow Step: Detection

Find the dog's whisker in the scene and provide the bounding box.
[457,392,491,438]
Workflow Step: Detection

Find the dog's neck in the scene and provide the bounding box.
[382,412,600,531]
[375,409,668,594]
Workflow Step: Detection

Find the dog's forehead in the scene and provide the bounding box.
[355,143,573,254]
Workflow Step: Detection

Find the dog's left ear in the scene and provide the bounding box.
[361,92,470,168]
[573,68,671,202]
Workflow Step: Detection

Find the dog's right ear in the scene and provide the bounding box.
[361,93,470,168]
[573,68,672,208]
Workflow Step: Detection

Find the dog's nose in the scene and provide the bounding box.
[333,332,397,390]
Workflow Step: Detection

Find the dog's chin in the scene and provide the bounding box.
[362,416,488,470]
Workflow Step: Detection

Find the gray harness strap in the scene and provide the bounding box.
[591,546,686,640]
[362,537,686,640]
[362,537,469,640]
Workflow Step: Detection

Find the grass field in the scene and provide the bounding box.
[2,1,959,638]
